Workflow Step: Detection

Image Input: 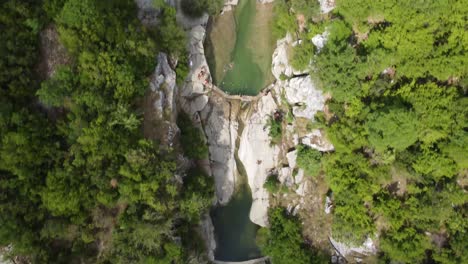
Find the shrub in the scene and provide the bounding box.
[264,174,281,193]
[177,112,208,159]
[296,145,322,176]
[257,208,329,264]
[267,115,282,145]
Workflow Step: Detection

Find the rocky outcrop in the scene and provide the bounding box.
[238,93,280,227]
[318,0,336,14]
[200,214,216,261]
[38,24,72,79]
[271,34,311,79]
[181,26,210,114]
[311,29,329,51]
[135,0,160,27]
[271,34,294,79]
[301,129,334,152]
[143,53,180,147]
[330,236,377,260]
[200,96,238,205]
[283,75,326,120]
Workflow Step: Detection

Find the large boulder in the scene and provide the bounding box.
[238,93,280,227]
[312,29,330,51]
[283,75,326,120]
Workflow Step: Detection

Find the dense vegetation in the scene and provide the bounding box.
[274,0,467,263]
[0,0,213,263]
[257,208,328,264]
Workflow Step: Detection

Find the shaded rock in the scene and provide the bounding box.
[176,3,209,30]
[143,53,179,147]
[238,93,280,227]
[301,129,334,152]
[200,214,216,261]
[135,0,160,27]
[325,196,333,214]
[200,96,238,205]
[283,75,326,120]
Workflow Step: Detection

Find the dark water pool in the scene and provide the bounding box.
[211,177,261,261]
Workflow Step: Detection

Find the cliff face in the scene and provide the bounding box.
[238,93,280,227]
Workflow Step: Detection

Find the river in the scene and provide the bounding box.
[206,0,275,95]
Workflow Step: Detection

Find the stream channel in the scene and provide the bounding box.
[207,0,276,261]
[205,0,275,95]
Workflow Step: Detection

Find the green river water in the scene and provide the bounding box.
[208,0,275,95]
[211,179,261,261]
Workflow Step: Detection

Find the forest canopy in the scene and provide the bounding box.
[273,0,467,263]
[0,0,212,263]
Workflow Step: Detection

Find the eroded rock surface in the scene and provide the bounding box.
[143,52,179,147]
[301,129,334,152]
[283,75,326,120]
[200,213,216,261]
[238,93,280,227]
[200,96,238,205]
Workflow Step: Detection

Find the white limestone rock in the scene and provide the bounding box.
[279,167,294,187]
[283,75,326,120]
[271,34,294,79]
[296,181,308,197]
[318,0,336,14]
[301,129,334,152]
[311,29,330,51]
[330,236,377,259]
[286,150,298,169]
[325,196,333,214]
[295,169,305,184]
[238,93,280,227]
